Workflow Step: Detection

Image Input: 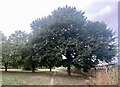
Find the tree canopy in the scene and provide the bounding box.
[30,6,117,75]
[2,30,29,71]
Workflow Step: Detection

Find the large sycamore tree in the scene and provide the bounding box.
[30,6,117,75]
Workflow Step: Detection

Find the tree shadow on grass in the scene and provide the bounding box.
[54,71,89,80]
[2,71,55,77]
[2,70,89,80]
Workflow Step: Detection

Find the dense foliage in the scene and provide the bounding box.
[30,6,117,74]
[1,6,117,75]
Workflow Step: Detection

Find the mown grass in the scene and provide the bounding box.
[2,70,54,85]
[0,72,2,86]
[1,69,90,85]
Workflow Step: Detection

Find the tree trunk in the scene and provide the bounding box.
[5,63,7,72]
[67,65,71,76]
[30,56,35,73]
[49,66,52,72]
[32,65,35,73]
[31,62,35,73]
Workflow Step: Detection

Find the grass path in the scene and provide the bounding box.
[50,71,56,85]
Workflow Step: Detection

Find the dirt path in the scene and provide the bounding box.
[50,71,56,85]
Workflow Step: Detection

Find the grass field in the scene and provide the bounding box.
[1,66,119,85]
[1,69,91,85]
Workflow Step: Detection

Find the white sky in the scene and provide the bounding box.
[0,0,119,37]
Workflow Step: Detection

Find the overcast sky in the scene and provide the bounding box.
[0,0,119,37]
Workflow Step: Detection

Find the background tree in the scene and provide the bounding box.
[28,29,62,72]
[1,32,11,71]
[20,42,40,73]
[85,21,117,63]
[2,30,29,71]
[39,46,62,72]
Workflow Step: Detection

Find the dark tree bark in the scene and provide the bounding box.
[5,63,7,72]
[32,65,35,73]
[31,63,35,73]
[66,50,72,76]
[30,56,35,73]
[49,66,52,72]
[67,65,71,76]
